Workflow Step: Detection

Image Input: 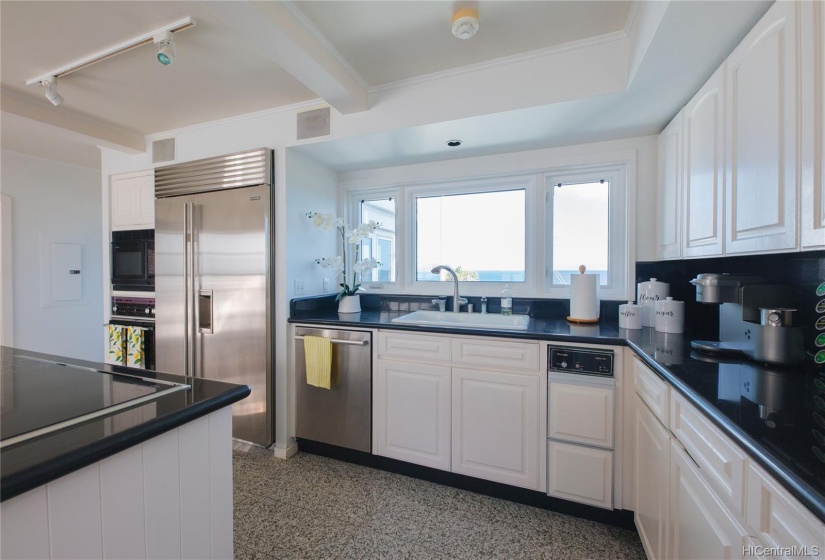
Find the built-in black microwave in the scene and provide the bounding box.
[111,229,154,291]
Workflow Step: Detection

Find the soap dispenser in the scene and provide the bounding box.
[500,285,513,316]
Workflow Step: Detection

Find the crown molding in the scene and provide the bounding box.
[369,30,628,95]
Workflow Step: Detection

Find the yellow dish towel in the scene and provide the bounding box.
[304,335,332,389]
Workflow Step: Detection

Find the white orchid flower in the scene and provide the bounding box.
[308,212,336,230]
[354,257,380,275]
[315,256,344,275]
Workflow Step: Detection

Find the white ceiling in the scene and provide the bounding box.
[0,1,772,171]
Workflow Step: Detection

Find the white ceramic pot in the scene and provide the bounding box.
[618,301,643,330]
[338,294,361,314]
[637,278,670,327]
[654,297,684,334]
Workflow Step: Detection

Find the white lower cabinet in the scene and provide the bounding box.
[374,332,541,490]
[451,367,539,489]
[634,396,670,560]
[547,440,613,509]
[668,440,752,560]
[746,461,825,559]
[373,360,451,470]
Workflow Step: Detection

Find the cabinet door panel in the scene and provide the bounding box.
[746,461,825,558]
[452,338,539,373]
[374,360,451,470]
[138,176,155,227]
[111,177,138,229]
[452,367,539,489]
[670,392,747,515]
[801,0,825,249]
[633,358,670,428]
[547,440,613,509]
[548,380,613,448]
[634,397,670,560]
[726,1,798,253]
[669,441,751,560]
[657,111,683,260]
[684,63,725,257]
[378,331,451,363]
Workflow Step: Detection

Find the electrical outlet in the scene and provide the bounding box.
[323,278,330,293]
[294,279,305,295]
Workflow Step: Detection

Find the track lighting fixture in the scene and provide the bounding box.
[41,77,64,107]
[154,31,175,66]
[25,17,195,106]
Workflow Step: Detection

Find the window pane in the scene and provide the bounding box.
[360,198,396,282]
[416,190,525,282]
[552,181,609,285]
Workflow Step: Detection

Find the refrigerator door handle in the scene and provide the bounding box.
[189,202,198,377]
[183,202,190,376]
[198,289,214,334]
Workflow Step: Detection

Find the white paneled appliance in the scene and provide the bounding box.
[546,345,617,509]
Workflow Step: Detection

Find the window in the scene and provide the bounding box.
[359,197,396,283]
[415,189,526,283]
[552,181,609,285]
[545,165,629,300]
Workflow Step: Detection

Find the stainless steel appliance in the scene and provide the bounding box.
[689,273,803,365]
[111,229,154,291]
[546,344,616,509]
[154,148,274,447]
[294,327,371,452]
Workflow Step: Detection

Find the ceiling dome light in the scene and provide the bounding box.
[41,76,63,107]
[452,8,479,40]
[154,30,176,66]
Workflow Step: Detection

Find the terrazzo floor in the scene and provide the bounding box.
[232,445,647,560]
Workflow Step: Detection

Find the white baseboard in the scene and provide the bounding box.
[269,442,298,460]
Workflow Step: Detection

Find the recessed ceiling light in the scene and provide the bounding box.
[446,139,463,147]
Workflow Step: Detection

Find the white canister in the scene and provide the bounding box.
[618,301,643,330]
[637,278,670,327]
[654,297,684,334]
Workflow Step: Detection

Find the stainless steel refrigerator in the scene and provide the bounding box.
[154,148,274,447]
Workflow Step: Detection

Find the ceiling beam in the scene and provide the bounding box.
[0,88,145,154]
[202,0,369,114]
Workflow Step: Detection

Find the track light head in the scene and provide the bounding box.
[154,30,175,66]
[41,76,63,106]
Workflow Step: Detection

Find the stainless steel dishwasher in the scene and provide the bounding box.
[294,327,372,452]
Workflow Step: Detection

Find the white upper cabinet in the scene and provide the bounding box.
[111,171,155,230]
[725,1,799,254]
[656,110,683,260]
[800,1,825,249]
[683,63,726,258]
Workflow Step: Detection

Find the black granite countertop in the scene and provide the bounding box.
[0,346,250,502]
[289,295,825,523]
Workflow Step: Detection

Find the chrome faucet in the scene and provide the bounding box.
[431,265,468,312]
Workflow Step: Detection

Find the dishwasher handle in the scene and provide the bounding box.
[294,335,368,346]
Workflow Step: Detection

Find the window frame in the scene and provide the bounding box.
[405,175,538,296]
[346,188,401,291]
[544,164,631,301]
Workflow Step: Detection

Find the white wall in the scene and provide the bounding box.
[285,149,339,303]
[1,150,103,361]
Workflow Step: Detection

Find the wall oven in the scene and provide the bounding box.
[111,229,154,291]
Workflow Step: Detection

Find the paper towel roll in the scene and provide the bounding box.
[570,272,600,321]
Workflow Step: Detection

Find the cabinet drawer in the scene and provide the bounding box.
[746,462,825,558]
[633,358,670,428]
[670,392,747,516]
[547,440,613,509]
[452,338,539,373]
[548,380,614,448]
[378,331,450,363]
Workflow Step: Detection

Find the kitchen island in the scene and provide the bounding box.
[0,346,250,560]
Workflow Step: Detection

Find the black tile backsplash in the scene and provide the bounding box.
[636,251,825,351]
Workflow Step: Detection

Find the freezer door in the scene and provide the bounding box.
[192,185,272,446]
[155,195,194,377]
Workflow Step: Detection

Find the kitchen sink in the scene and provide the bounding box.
[391,310,531,331]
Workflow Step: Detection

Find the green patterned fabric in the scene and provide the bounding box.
[126,326,145,369]
[106,325,125,365]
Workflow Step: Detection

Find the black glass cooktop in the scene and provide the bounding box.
[1,353,188,446]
